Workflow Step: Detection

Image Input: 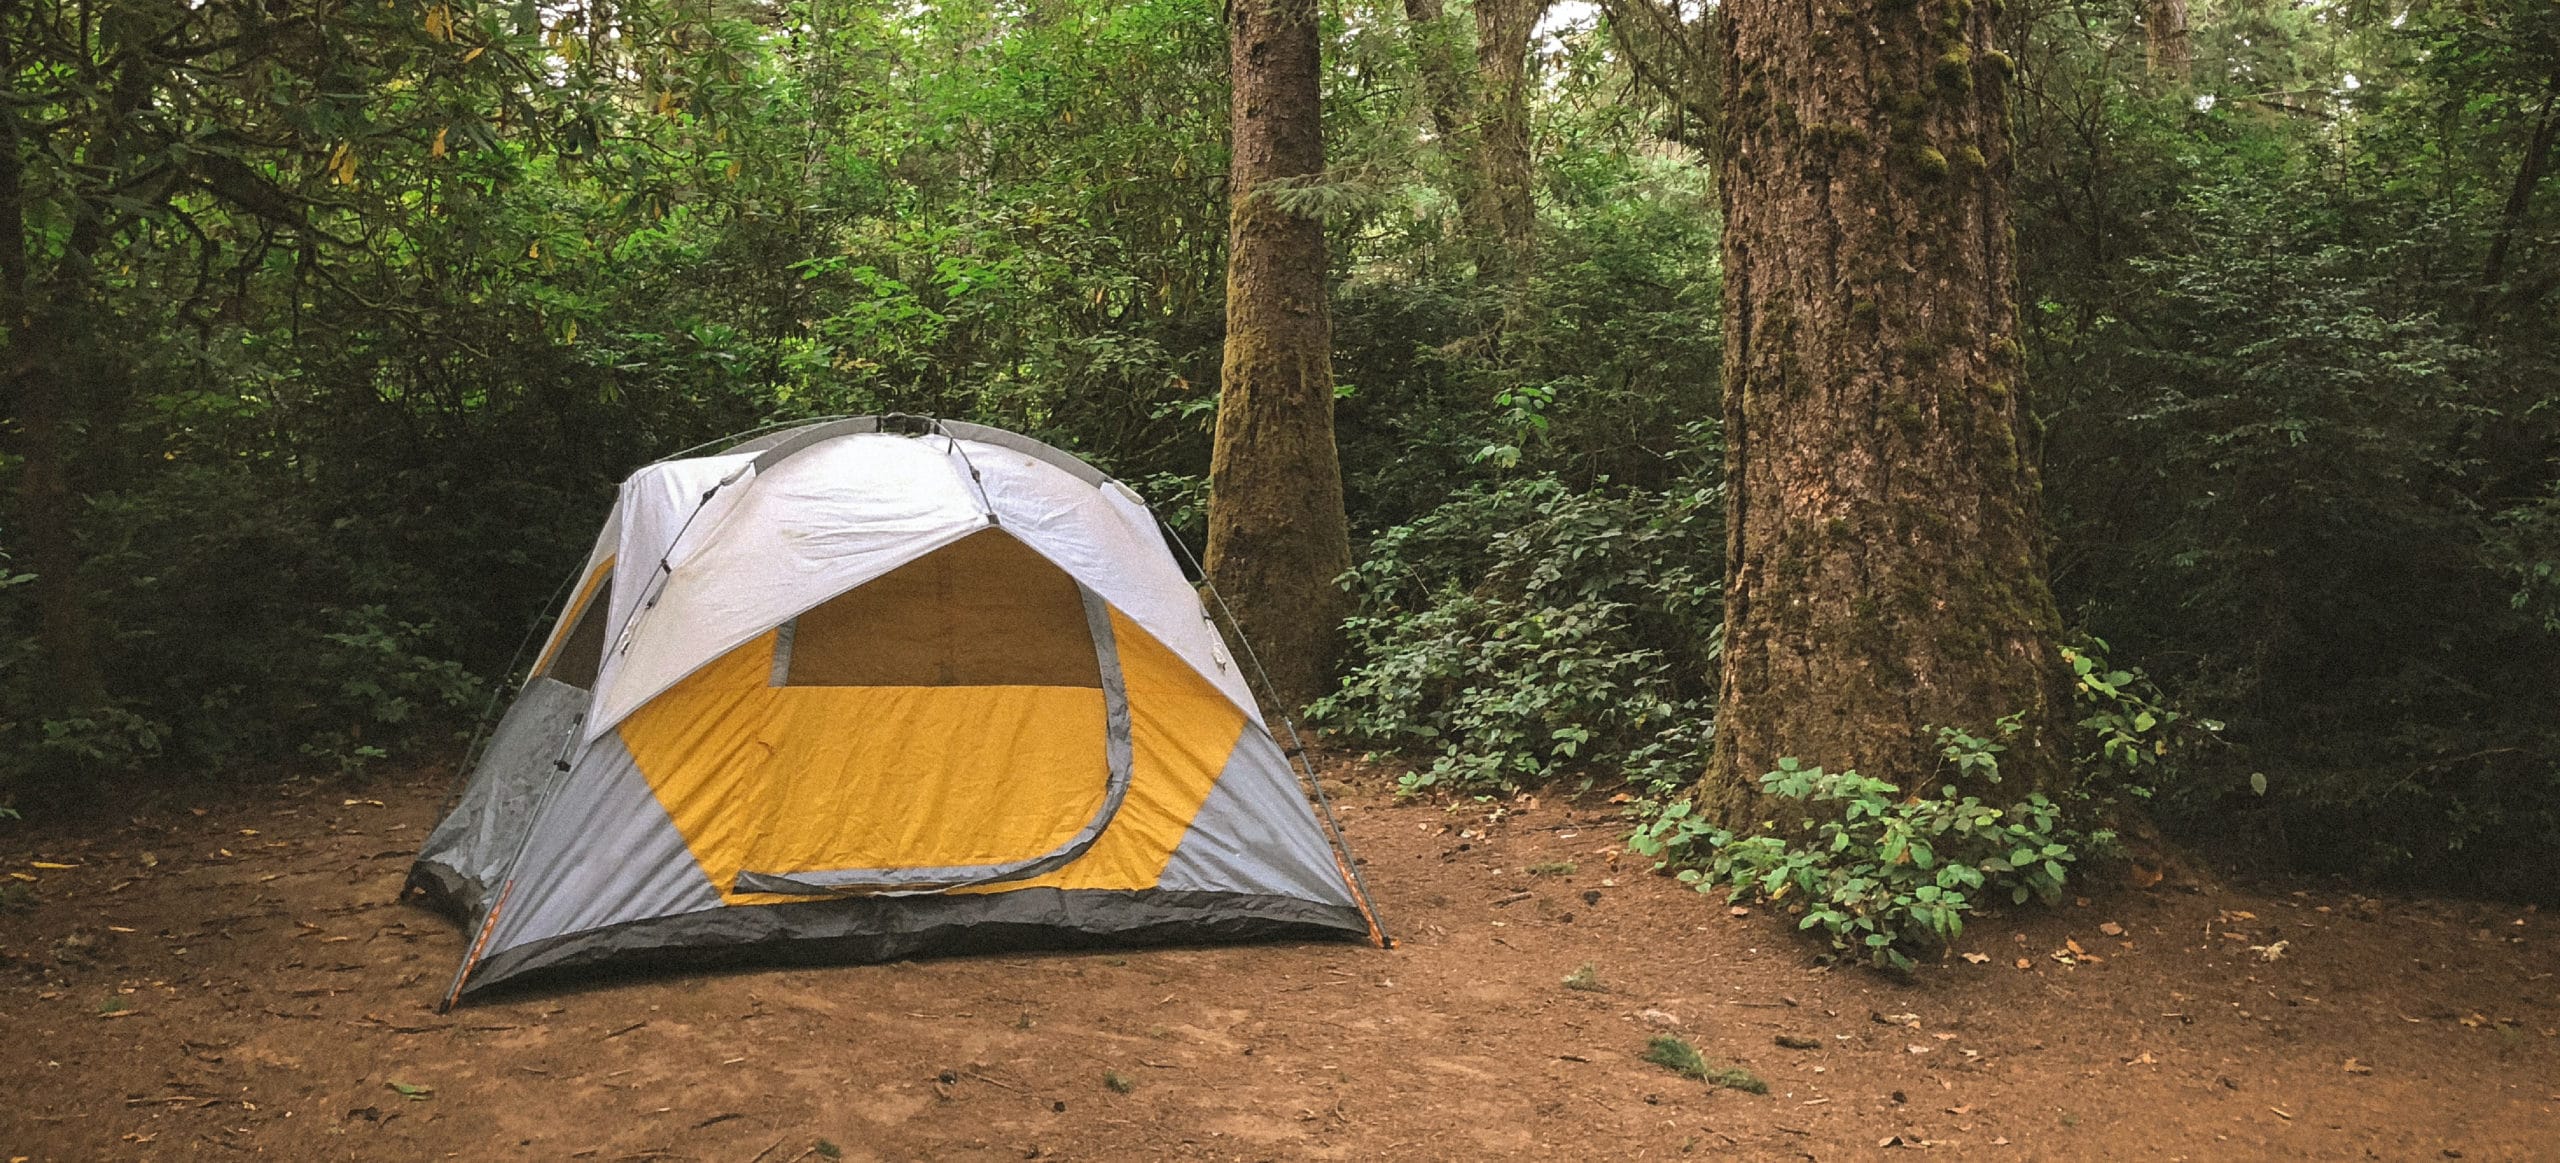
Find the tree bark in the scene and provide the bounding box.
[2144,0,2190,85]
[1702,0,2071,824]
[1206,0,1352,713]
[1472,0,1546,276]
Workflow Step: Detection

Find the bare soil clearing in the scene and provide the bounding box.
[4,761,2554,1161]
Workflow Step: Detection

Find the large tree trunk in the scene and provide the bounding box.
[1206,0,1352,713]
[1702,0,2071,824]
[1472,0,1546,276]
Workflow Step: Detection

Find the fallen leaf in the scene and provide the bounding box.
[1961,953,1991,964]
[2343,1059,2372,1075]
[2099,921,2126,937]
[1728,906,1751,918]
[387,1080,434,1100]
[2015,958,2032,970]
[2066,938,2088,956]
[30,861,76,870]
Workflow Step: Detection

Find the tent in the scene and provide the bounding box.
[408,415,1383,1007]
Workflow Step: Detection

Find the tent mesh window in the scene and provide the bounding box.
[772,530,1102,688]
[539,575,614,690]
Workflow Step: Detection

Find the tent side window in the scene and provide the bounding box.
[774,530,1101,688]
[538,574,614,690]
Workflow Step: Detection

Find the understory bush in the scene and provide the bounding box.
[1308,476,1719,795]
[1630,723,2102,970]
[1629,640,2207,969]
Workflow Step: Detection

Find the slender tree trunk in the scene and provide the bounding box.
[1702,0,2071,823]
[1402,0,1471,151]
[1206,0,1351,712]
[2,104,108,712]
[1472,0,1545,277]
[2478,71,2560,322]
[2144,0,2190,85]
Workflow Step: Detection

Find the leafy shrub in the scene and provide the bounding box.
[1630,723,2108,970]
[1309,476,1719,795]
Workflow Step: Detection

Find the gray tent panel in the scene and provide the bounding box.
[409,677,586,920]
[1157,726,1359,908]
[475,733,723,964]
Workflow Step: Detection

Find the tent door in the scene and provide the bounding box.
[730,582,1132,896]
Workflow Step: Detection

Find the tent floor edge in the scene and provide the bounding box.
[451,888,1368,1005]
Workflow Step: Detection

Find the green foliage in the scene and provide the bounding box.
[2022,6,2560,885]
[1309,477,1720,796]
[2058,636,2232,813]
[1631,726,2106,970]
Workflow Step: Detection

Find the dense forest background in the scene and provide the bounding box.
[3,0,2554,895]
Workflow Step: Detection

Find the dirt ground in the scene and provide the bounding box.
[3,759,2555,1161]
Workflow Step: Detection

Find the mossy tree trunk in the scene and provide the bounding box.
[1701,0,2072,826]
[1206,0,1352,713]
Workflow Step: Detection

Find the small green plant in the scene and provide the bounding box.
[1561,963,1605,992]
[1640,1036,1767,1093]
[1631,720,2108,970]
[2061,637,2219,794]
[1102,1071,1135,1094]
